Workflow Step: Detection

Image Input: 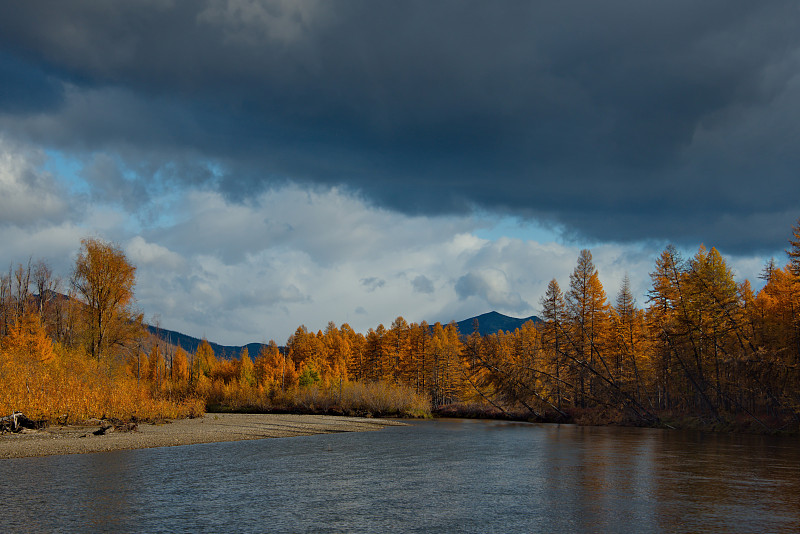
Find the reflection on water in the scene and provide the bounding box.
[1,420,799,533]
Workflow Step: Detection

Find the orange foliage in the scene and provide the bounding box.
[0,327,202,423]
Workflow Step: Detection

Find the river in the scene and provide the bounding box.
[1,419,799,533]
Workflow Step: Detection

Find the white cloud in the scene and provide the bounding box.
[0,136,72,227]
[126,236,185,270]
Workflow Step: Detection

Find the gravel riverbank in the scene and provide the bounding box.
[0,413,403,459]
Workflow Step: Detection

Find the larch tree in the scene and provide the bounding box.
[566,249,610,406]
[322,322,350,386]
[685,246,740,410]
[612,275,636,379]
[785,219,800,362]
[238,347,256,388]
[787,218,800,278]
[611,274,650,406]
[192,339,217,390]
[172,346,190,385]
[287,325,323,370]
[646,245,685,410]
[147,344,166,392]
[340,323,365,382]
[364,325,389,382]
[426,322,465,406]
[540,278,567,408]
[408,321,430,394]
[387,316,412,384]
[255,340,295,392]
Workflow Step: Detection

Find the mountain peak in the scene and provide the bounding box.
[454,311,541,337]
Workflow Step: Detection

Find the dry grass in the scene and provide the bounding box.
[295,381,431,418]
[209,380,431,418]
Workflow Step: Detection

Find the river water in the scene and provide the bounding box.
[1,419,799,533]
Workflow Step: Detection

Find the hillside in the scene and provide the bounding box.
[146,325,268,359]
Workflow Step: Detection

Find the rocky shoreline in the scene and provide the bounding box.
[0,413,403,459]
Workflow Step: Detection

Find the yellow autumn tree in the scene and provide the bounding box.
[321,322,350,386]
[72,238,143,363]
[540,278,569,409]
[255,340,298,393]
[386,316,412,384]
[237,347,256,388]
[610,274,652,406]
[2,312,55,364]
[566,249,611,407]
[787,218,800,278]
[172,346,190,385]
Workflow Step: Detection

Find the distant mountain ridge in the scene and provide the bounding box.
[454,311,541,337]
[149,311,541,359]
[146,325,268,359]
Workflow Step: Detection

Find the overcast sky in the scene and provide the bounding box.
[1,1,798,345]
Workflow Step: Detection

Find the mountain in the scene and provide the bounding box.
[454,311,541,337]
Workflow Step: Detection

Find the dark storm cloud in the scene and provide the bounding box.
[0,51,63,114]
[1,1,799,253]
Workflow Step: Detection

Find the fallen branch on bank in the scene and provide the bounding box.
[0,412,45,433]
[92,421,138,435]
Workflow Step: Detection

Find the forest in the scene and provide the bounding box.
[2,220,800,433]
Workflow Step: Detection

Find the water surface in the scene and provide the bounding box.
[1,419,798,533]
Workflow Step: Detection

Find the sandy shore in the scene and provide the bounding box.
[0,413,404,459]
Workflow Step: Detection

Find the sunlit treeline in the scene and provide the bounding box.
[3,220,800,430]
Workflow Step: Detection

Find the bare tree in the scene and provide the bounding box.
[13,259,32,320]
[33,259,60,319]
[0,264,11,336]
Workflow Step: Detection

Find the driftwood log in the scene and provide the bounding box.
[92,420,138,435]
[0,412,44,433]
